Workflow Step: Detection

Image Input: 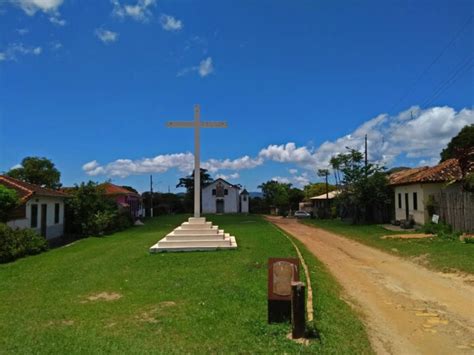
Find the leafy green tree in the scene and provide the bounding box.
[303,182,336,200]
[440,124,474,162]
[258,180,292,215]
[65,181,120,236]
[177,169,213,213]
[7,157,61,189]
[0,186,19,223]
[289,187,305,211]
[335,149,391,223]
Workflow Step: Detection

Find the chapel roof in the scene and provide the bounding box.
[204,178,241,189]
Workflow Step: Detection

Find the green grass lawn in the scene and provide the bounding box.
[303,219,474,274]
[0,214,372,354]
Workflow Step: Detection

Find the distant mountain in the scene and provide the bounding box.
[249,192,263,198]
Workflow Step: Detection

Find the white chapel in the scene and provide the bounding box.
[202,178,249,214]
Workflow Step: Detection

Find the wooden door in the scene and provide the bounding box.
[216,200,224,214]
[41,204,47,237]
[404,193,409,220]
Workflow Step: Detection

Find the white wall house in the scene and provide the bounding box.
[1,176,67,240]
[202,179,249,214]
[388,158,465,225]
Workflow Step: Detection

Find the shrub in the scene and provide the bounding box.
[0,223,47,263]
[422,222,461,241]
[464,236,474,244]
[0,186,19,223]
[65,181,132,237]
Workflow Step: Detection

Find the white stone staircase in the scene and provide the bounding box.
[150,217,238,252]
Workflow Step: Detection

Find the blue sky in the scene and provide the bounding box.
[1,0,473,193]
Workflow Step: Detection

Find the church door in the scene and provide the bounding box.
[216,200,225,214]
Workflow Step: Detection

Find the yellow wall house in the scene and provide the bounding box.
[388,159,465,225]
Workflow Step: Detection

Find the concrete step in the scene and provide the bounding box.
[172,227,219,236]
[158,238,233,248]
[180,222,213,230]
[150,243,237,252]
[188,217,206,224]
[165,234,226,241]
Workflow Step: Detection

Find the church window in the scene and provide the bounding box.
[212,189,216,196]
[224,189,228,195]
[216,183,225,198]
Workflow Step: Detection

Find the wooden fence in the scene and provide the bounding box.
[438,191,474,233]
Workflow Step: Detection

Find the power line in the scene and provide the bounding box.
[388,14,473,114]
[421,54,474,108]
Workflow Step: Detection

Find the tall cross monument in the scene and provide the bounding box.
[167,104,227,218]
[150,104,237,252]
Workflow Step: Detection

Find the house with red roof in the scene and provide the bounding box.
[388,158,471,225]
[101,183,143,219]
[0,175,68,239]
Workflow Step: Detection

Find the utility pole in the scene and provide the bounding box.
[150,175,154,218]
[364,134,368,176]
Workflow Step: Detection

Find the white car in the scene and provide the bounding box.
[294,211,311,219]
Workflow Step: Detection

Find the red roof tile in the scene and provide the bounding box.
[0,175,68,202]
[101,183,140,197]
[388,159,469,186]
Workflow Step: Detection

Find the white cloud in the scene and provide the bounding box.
[10,0,64,15]
[111,0,156,23]
[259,142,316,169]
[198,57,213,77]
[49,15,66,26]
[16,28,29,35]
[0,43,42,61]
[203,156,263,173]
[10,163,22,170]
[11,0,66,25]
[83,153,195,178]
[82,106,473,180]
[84,154,262,178]
[178,57,214,78]
[216,173,240,181]
[271,176,291,184]
[160,14,183,31]
[272,173,309,188]
[50,40,62,50]
[95,28,119,44]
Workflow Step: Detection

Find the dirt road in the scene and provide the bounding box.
[267,217,474,355]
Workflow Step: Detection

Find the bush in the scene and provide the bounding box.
[65,181,133,237]
[422,222,461,241]
[0,223,47,263]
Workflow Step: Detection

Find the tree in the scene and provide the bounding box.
[334,149,391,223]
[258,180,292,215]
[288,187,304,212]
[0,186,19,223]
[176,169,213,213]
[303,182,336,200]
[65,181,120,236]
[7,157,61,189]
[440,124,474,162]
[317,168,331,217]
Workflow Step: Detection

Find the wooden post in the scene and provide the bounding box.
[291,281,306,339]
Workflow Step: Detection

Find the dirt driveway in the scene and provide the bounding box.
[267,217,474,355]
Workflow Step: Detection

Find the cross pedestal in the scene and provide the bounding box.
[149,105,238,253]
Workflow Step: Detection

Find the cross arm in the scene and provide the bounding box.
[166,121,228,128]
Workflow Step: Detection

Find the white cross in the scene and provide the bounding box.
[167,104,228,218]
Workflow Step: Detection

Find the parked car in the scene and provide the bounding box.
[294,211,311,219]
